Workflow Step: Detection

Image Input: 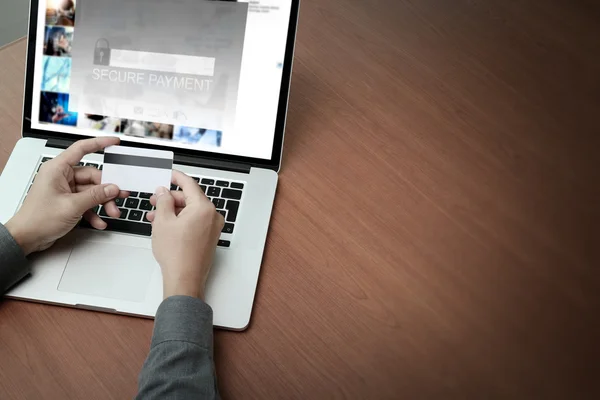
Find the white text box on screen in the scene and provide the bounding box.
[109,49,215,77]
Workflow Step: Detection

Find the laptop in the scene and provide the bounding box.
[0,0,299,330]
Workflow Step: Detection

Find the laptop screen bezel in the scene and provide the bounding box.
[21,0,300,171]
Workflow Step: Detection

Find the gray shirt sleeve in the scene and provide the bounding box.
[0,223,217,399]
[0,223,31,294]
[136,295,219,400]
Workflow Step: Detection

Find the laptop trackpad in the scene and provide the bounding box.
[58,240,155,302]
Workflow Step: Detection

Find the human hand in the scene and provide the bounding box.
[5,137,128,255]
[147,170,224,300]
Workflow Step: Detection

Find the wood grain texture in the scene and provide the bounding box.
[0,0,599,398]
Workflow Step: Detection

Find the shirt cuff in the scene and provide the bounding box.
[151,295,214,350]
[0,223,30,294]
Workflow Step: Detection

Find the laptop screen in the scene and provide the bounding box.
[30,0,293,160]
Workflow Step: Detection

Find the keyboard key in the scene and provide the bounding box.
[192,177,200,183]
[216,180,229,187]
[217,210,226,217]
[207,186,221,197]
[125,198,140,208]
[114,198,124,207]
[87,163,99,169]
[128,210,143,221]
[230,182,244,189]
[139,192,152,199]
[81,218,151,236]
[119,208,129,219]
[212,198,225,209]
[222,223,234,234]
[41,157,52,163]
[200,185,207,193]
[201,178,215,185]
[225,200,240,222]
[218,240,231,248]
[37,163,43,172]
[221,188,242,200]
[170,184,177,190]
[129,192,139,197]
[92,205,99,214]
[99,165,103,170]
[143,212,151,223]
[140,199,152,210]
[77,162,85,167]
[99,207,109,217]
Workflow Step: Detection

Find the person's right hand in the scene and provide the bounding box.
[147,170,224,300]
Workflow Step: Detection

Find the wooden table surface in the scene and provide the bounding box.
[0,1,598,399]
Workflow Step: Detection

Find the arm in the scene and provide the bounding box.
[136,296,218,400]
[0,223,30,294]
[136,171,224,399]
[1,137,127,294]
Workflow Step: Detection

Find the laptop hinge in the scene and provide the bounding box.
[46,137,76,149]
[46,138,250,173]
[174,154,251,174]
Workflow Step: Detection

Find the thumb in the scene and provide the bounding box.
[72,184,119,214]
[154,186,175,220]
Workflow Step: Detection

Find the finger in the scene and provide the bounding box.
[150,191,186,208]
[216,211,225,230]
[70,184,120,215]
[75,184,95,193]
[83,210,107,230]
[72,188,122,217]
[56,137,120,166]
[171,170,207,206]
[146,207,183,223]
[154,186,175,220]
[73,166,102,185]
[75,184,129,199]
[103,200,121,218]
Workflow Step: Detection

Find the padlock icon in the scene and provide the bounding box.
[93,38,110,66]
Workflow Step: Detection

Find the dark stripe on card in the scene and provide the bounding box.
[104,153,172,169]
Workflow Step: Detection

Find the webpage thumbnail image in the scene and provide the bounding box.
[77,115,223,147]
[39,92,77,126]
[46,0,76,27]
[44,26,73,57]
[41,56,71,93]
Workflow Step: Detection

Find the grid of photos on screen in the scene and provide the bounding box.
[39,0,223,148]
[76,115,223,147]
[39,0,77,126]
[121,121,223,147]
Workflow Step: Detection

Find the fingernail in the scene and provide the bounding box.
[104,184,119,197]
[155,186,169,197]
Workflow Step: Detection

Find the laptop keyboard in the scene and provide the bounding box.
[28,157,244,248]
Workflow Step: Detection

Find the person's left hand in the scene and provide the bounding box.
[5,137,128,255]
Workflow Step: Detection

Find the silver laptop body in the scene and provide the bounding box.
[0,0,300,330]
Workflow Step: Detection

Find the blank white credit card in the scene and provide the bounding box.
[101,146,173,193]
